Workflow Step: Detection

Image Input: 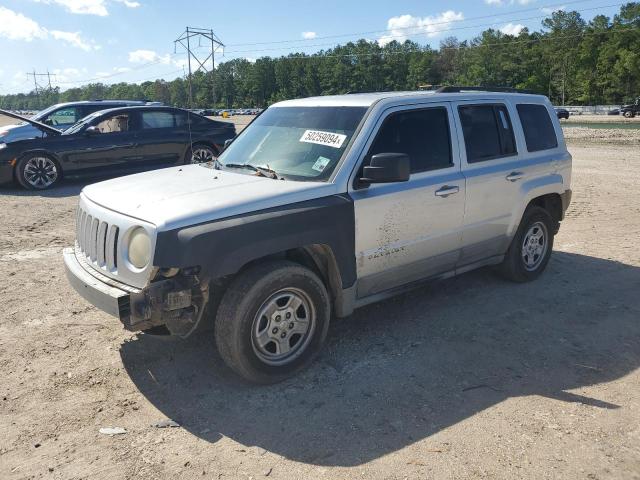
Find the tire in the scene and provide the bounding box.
[185,144,218,164]
[16,154,61,190]
[498,206,555,283]
[623,110,635,119]
[214,260,331,384]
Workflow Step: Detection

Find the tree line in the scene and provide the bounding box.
[1,4,639,111]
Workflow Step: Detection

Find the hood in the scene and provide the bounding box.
[82,164,338,231]
[0,109,60,137]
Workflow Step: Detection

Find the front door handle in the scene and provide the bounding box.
[506,171,525,182]
[435,185,460,197]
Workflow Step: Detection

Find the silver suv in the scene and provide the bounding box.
[63,88,572,383]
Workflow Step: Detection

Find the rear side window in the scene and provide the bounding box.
[517,104,558,152]
[369,107,453,174]
[141,111,175,129]
[458,104,516,163]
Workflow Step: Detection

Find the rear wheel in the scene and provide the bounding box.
[186,144,218,164]
[498,206,555,282]
[16,154,60,190]
[214,261,330,384]
[623,110,635,118]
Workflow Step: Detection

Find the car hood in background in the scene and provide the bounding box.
[81,164,337,231]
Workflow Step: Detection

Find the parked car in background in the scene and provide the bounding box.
[0,106,235,190]
[620,97,640,118]
[63,87,572,383]
[607,108,621,116]
[0,100,160,144]
[554,107,570,120]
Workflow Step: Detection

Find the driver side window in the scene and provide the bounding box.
[367,107,453,174]
[95,114,131,134]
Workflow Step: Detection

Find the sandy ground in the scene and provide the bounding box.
[0,121,639,479]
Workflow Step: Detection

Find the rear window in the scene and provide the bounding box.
[517,104,558,152]
[458,104,516,163]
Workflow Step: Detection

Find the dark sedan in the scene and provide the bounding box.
[0,106,236,190]
[555,107,570,120]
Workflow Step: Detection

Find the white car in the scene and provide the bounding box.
[64,87,572,383]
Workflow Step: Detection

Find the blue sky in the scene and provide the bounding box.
[0,0,623,94]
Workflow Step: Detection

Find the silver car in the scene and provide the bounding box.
[64,87,572,383]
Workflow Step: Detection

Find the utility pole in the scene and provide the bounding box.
[174,27,224,108]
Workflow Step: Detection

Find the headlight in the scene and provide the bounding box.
[127,227,151,269]
[0,143,7,150]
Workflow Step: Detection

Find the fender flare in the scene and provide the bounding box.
[507,173,565,237]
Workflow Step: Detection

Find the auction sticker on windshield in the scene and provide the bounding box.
[300,130,347,149]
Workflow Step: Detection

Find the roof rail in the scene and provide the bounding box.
[435,86,536,94]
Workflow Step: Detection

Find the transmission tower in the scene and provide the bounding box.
[26,70,55,95]
[174,27,224,107]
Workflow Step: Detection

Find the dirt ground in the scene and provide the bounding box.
[0,122,639,479]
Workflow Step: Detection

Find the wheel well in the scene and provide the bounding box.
[190,141,219,154]
[527,193,562,229]
[230,245,343,309]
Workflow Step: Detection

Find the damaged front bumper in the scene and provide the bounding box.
[63,247,207,337]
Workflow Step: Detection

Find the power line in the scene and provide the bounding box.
[224,2,625,55]
[224,0,611,48]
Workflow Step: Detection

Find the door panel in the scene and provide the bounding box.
[454,100,537,265]
[136,110,186,165]
[349,103,465,298]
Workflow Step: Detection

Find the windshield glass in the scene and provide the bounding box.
[64,111,104,135]
[218,106,367,181]
[32,104,62,122]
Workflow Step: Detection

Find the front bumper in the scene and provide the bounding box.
[63,247,206,336]
[560,189,572,219]
[0,163,14,186]
[63,247,135,322]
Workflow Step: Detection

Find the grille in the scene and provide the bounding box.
[76,206,119,271]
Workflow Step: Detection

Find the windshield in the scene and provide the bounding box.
[32,104,62,122]
[218,106,367,181]
[63,111,104,135]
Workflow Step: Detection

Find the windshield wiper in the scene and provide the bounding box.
[222,163,284,180]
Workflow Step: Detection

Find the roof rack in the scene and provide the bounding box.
[435,86,536,94]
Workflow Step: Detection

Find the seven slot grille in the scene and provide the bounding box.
[76,207,119,270]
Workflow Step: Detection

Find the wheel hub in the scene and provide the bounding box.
[251,288,316,366]
[521,221,548,271]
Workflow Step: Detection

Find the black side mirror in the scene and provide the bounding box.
[360,153,410,184]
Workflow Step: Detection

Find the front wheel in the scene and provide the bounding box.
[498,206,555,283]
[214,261,331,384]
[185,144,218,164]
[623,110,635,118]
[16,154,61,190]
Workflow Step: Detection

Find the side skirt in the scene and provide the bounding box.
[336,255,504,317]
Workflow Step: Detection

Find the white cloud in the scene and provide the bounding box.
[0,7,48,41]
[541,5,565,14]
[50,30,99,51]
[378,10,464,46]
[0,7,98,50]
[33,0,141,16]
[485,0,536,5]
[500,23,525,35]
[302,31,317,39]
[128,49,171,64]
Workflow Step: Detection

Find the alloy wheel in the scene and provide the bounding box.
[23,157,58,189]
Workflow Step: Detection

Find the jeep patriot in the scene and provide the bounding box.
[64,88,572,383]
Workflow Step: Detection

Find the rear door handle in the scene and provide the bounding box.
[435,185,460,197]
[506,171,525,182]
